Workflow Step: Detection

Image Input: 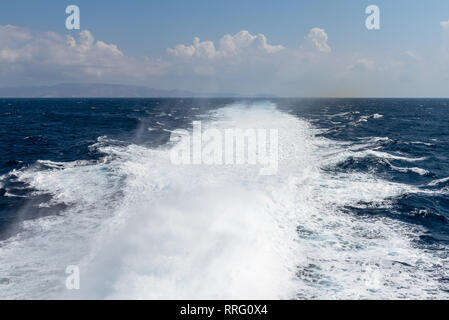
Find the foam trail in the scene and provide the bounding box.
[71,102,301,299]
[0,101,447,299]
[428,176,449,186]
[384,160,430,176]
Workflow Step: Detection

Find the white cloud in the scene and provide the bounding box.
[0,27,128,79]
[348,58,375,71]
[219,30,284,55]
[168,37,217,59]
[440,20,449,29]
[0,25,32,63]
[167,30,284,60]
[302,27,331,53]
[403,51,420,61]
[1,25,448,96]
[0,26,289,87]
[164,30,286,81]
[0,28,124,64]
[0,26,168,84]
[0,25,32,45]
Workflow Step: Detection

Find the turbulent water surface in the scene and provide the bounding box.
[0,98,448,299]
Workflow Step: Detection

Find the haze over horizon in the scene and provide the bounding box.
[1,0,449,97]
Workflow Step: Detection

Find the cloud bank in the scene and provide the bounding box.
[0,24,449,96]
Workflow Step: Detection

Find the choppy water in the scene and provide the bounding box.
[0,98,448,299]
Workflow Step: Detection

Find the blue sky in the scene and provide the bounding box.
[2,0,448,55]
[1,1,449,96]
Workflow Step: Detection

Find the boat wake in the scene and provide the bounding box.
[0,101,447,299]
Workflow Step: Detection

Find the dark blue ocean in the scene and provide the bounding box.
[0,98,448,299]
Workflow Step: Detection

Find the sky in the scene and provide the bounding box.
[1,0,449,97]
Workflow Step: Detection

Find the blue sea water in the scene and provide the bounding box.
[0,98,448,299]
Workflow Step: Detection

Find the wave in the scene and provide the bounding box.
[0,102,447,299]
[350,150,428,162]
[383,160,430,176]
[347,113,384,126]
[428,176,449,187]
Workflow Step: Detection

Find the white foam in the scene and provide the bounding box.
[362,136,391,143]
[351,150,428,162]
[0,101,447,300]
[428,176,449,187]
[385,160,430,176]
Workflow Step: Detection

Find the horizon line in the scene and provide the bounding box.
[2,96,449,99]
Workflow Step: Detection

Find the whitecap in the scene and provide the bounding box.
[0,101,447,300]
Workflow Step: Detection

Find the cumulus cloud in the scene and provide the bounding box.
[219,30,285,55]
[168,37,217,59]
[0,26,289,87]
[167,30,284,59]
[163,30,287,81]
[0,25,32,63]
[1,24,447,97]
[0,26,138,83]
[0,26,124,65]
[302,27,331,53]
[440,20,449,29]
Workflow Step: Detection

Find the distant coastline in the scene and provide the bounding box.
[0,83,277,99]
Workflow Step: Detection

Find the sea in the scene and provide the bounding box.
[0,98,448,299]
